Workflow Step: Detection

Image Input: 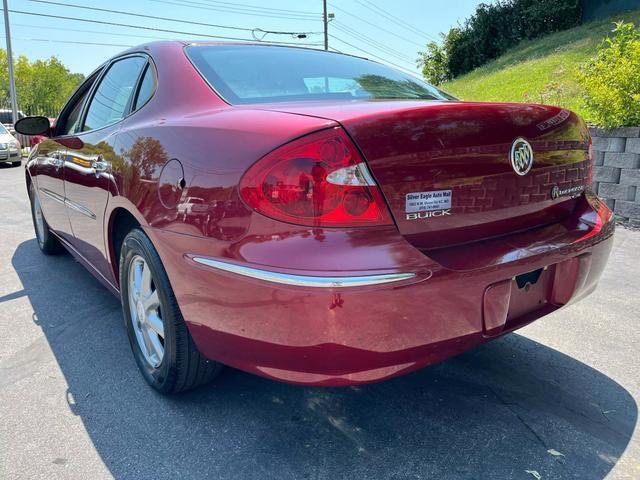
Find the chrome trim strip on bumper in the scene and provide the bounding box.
[192,257,416,288]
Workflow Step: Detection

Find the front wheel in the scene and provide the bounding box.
[29,183,65,255]
[119,228,222,394]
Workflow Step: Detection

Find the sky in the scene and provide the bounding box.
[1,0,483,77]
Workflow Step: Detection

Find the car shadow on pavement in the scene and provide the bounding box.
[0,161,21,170]
[10,238,638,480]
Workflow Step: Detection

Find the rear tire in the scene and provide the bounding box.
[29,183,65,255]
[119,228,222,394]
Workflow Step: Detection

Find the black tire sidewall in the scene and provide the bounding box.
[29,183,48,251]
[119,229,179,393]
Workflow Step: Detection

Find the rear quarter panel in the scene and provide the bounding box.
[111,108,337,237]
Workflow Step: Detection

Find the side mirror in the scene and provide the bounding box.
[14,116,51,136]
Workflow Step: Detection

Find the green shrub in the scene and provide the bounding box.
[577,21,640,127]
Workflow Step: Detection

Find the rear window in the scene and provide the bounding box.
[186,45,452,104]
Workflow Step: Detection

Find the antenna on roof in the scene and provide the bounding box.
[251,28,322,43]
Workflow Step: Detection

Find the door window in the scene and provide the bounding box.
[133,64,155,111]
[62,89,90,135]
[55,69,102,136]
[83,56,146,132]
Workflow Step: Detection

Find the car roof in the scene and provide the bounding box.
[112,40,367,63]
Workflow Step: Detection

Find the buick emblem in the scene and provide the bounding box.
[510,138,533,176]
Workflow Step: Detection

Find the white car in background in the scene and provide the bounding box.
[0,123,22,167]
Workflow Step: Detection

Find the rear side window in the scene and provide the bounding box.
[83,56,146,131]
[186,45,452,104]
[133,64,155,111]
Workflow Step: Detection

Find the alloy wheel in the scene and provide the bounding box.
[127,255,165,368]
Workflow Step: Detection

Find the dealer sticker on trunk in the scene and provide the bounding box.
[406,190,452,213]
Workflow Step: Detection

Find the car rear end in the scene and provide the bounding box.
[153,44,615,386]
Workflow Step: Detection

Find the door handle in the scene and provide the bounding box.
[46,153,64,168]
[92,156,109,173]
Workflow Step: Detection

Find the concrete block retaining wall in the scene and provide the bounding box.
[590,127,640,224]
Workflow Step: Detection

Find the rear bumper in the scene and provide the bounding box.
[147,191,615,386]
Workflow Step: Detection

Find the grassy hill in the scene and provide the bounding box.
[441,9,640,120]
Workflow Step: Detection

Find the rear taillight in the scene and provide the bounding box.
[576,189,613,242]
[240,127,393,227]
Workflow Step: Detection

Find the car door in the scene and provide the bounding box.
[31,137,70,240]
[63,55,148,282]
[32,80,97,241]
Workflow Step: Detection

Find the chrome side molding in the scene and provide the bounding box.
[191,257,416,288]
[64,198,96,220]
[40,188,96,220]
[40,188,65,205]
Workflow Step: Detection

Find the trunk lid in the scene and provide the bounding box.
[249,100,591,249]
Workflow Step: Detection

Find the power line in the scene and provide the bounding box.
[331,26,415,67]
[26,0,251,33]
[7,9,323,46]
[148,0,320,21]
[332,21,415,64]
[329,34,419,76]
[355,0,438,42]
[13,22,173,41]
[328,3,424,48]
[184,0,318,16]
[26,0,320,36]
[14,37,133,47]
[167,0,318,19]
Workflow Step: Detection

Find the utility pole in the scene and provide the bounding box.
[2,0,18,125]
[322,0,328,51]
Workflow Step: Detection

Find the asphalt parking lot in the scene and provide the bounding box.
[0,160,639,480]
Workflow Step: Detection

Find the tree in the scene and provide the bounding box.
[0,49,84,116]
[417,40,449,86]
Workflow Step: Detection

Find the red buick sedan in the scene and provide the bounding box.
[17,41,614,394]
